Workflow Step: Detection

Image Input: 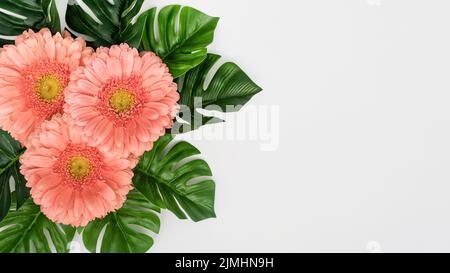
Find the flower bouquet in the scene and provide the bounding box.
[0,0,261,253]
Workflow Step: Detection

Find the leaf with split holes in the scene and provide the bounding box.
[174,54,262,133]
[0,199,75,253]
[0,129,28,222]
[82,190,160,253]
[133,134,216,222]
[65,0,146,48]
[140,5,219,78]
[0,0,60,46]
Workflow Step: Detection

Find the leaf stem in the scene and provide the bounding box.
[112,213,132,253]
[0,148,25,176]
[11,210,42,252]
[134,167,181,195]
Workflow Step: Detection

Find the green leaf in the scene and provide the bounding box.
[11,161,28,209]
[0,0,61,46]
[65,0,146,48]
[0,200,75,253]
[82,190,160,253]
[174,54,262,133]
[0,129,28,221]
[133,134,216,222]
[140,5,219,78]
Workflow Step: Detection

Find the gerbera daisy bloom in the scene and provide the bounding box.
[0,28,92,145]
[65,44,179,158]
[20,114,133,227]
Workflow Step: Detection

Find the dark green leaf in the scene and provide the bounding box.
[12,161,28,208]
[0,169,11,221]
[140,5,219,78]
[0,129,28,221]
[82,190,160,253]
[0,200,75,253]
[0,0,60,46]
[133,134,216,222]
[66,0,146,48]
[174,54,262,133]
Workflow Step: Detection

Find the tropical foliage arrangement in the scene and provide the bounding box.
[0,0,261,253]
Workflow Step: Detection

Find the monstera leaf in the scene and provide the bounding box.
[140,5,219,78]
[0,0,60,45]
[0,200,75,253]
[133,134,215,222]
[174,54,262,133]
[82,190,160,253]
[65,0,146,48]
[0,129,28,222]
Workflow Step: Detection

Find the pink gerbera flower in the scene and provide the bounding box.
[65,44,179,158]
[0,28,92,145]
[20,114,133,227]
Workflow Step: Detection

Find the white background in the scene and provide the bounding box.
[58,0,450,252]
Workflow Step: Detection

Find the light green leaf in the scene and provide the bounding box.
[133,134,216,222]
[82,190,160,253]
[0,129,28,221]
[174,54,262,133]
[0,0,60,46]
[65,0,146,48]
[140,5,219,78]
[0,200,75,253]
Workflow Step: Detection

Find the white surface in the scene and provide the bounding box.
[60,0,450,253]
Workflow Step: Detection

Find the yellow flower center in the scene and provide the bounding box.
[68,156,91,180]
[109,89,135,113]
[38,74,62,102]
